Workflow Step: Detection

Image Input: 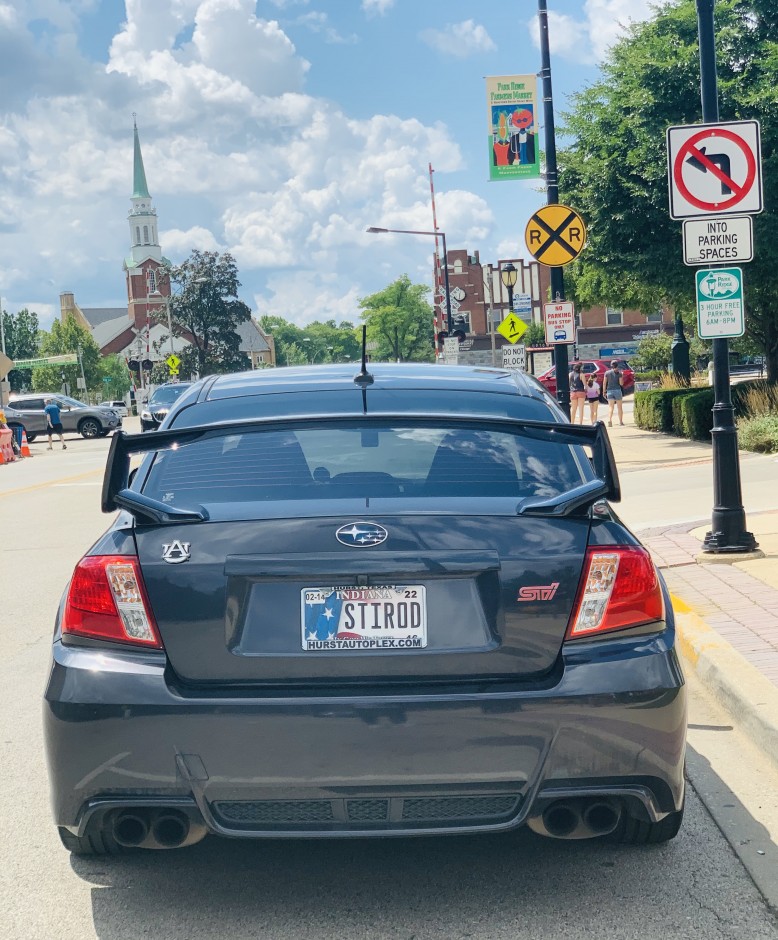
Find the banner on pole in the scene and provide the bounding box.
[486,75,540,182]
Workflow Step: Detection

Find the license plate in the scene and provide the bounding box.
[301,585,427,652]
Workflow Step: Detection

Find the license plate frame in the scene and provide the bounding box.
[301,585,427,652]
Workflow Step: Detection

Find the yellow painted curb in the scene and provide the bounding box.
[670,592,778,771]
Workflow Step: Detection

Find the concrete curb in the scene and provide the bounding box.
[672,593,778,772]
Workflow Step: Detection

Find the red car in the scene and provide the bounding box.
[537,359,634,398]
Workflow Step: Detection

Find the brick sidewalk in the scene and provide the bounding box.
[642,522,778,687]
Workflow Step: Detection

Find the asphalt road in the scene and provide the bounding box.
[1,429,777,939]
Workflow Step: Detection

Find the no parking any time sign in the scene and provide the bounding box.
[667,120,763,219]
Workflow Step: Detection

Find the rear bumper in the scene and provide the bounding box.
[44,630,686,837]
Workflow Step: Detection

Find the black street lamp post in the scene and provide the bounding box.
[500,262,517,316]
[366,226,453,335]
[695,0,757,554]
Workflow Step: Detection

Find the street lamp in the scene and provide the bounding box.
[366,226,453,334]
[500,262,518,315]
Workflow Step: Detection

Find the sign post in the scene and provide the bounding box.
[690,0,757,555]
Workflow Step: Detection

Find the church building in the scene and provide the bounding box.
[60,121,275,369]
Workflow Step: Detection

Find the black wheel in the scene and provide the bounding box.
[79,418,102,439]
[58,824,126,856]
[614,805,684,845]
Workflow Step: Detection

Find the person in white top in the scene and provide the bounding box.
[585,376,601,423]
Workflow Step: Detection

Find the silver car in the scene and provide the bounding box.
[7,393,122,440]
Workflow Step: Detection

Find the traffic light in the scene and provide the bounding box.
[437,330,449,346]
[127,359,140,372]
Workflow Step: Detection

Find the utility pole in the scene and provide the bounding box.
[696,0,757,554]
[538,0,571,419]
[0,294,6,409]
[77,344,88,401]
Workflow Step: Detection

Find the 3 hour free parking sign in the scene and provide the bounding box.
[667,121,763,219]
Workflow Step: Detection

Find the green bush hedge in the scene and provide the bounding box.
[640,380,775,441]
[633,370,664,383]
[634,388,695,432]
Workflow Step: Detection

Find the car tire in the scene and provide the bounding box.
[58,824,126,857]
[614,805,684,845]
[78,418,102,439]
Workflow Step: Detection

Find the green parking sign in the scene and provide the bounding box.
[696,267,745,339]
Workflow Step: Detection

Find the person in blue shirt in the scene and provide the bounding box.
[44,398,66,450]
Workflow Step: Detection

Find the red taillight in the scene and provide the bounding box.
[566,546,664,640]
[62,555,162,648]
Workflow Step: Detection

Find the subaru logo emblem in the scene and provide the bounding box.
[335,523,388,547]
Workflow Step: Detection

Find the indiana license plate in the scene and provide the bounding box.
[301,585,427,652]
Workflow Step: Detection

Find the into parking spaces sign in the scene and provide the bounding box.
[696,267,745,339]
[544,302,575,344]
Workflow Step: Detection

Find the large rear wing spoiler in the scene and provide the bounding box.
[102,414,620,523]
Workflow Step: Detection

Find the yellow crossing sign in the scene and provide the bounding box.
[166,353,181,375]
[525,204,587,266]
[496,313,528,344]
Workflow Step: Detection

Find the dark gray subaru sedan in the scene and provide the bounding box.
[44,362,686,855]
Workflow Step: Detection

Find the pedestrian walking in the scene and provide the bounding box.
[568,363,586,424]
[604,361,625,427]
[585,375,601,423]
[44,397,67,450]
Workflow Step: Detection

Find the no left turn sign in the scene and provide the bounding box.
[667,120,763,219]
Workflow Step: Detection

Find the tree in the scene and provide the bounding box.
[2,307,40,391]
[523,321,546,347]
[98,355,133,400]
[558,0,778,381]
[358,275,434,362]
[162,250,252,376]
[260,316,362,366]
[31,319,102,398]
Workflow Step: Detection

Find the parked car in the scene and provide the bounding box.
[45,363,685,856]
[6,394,122,440]
[99,399,130,418]
[140,382,193,431]
[537,359,635,398]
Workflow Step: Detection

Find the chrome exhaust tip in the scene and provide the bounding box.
[151,810,191,848]
[112,811,149,847]
[582,800,621,836]
[542,801,580,838]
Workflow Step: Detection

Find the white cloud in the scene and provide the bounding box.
[1,0,496,327]
[361,0,394,16]
[296,11,358,44]
[420,20,496,58]
[528,0,654,65]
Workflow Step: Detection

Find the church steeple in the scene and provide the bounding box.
[132,118,151,199]
[126,116,162,266]
[124,117,167,330]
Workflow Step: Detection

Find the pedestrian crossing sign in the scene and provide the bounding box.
[496,313,528,344]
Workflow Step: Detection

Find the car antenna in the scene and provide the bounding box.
[354,325,374,387]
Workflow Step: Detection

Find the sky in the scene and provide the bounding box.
[0,0,657,332]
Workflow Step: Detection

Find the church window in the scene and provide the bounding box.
[135,226,141,244]
[453,260,463,274]
[143,225,149,243]
[148,270,157,293]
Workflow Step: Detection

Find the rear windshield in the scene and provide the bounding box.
[149,385,191,406]
[142,424,587,504]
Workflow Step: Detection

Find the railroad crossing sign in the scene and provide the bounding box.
[524,204,587,267]
[696,267,745,339]
[166,353,181,375]
[667,121,763,219]
[496,313,528,344]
